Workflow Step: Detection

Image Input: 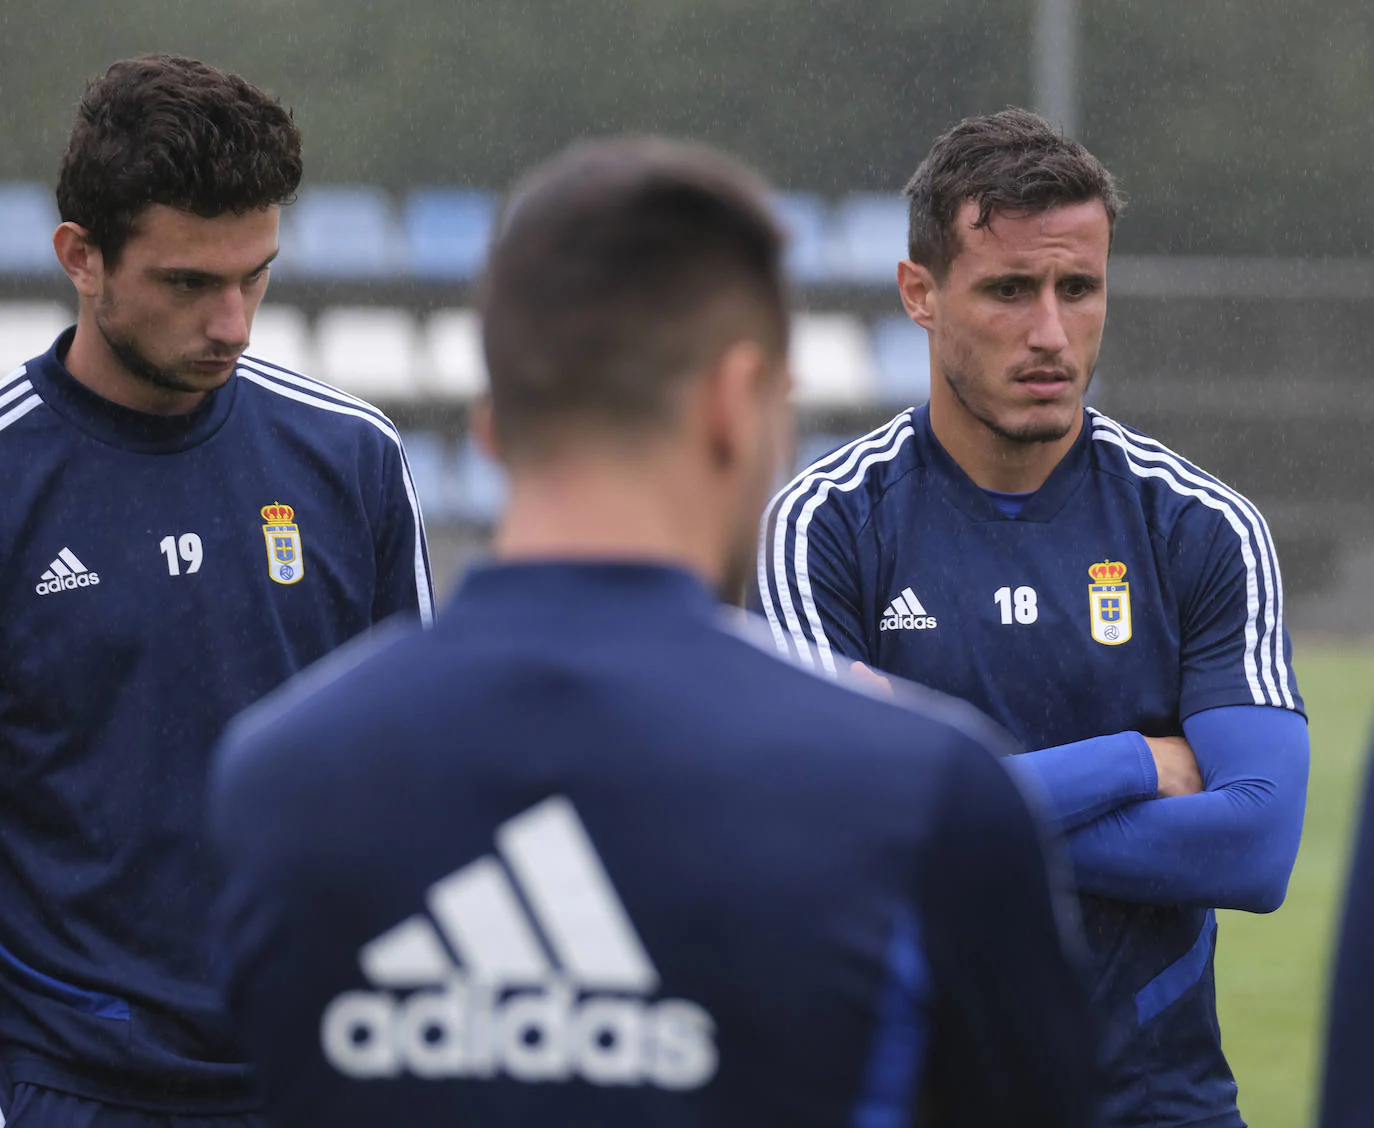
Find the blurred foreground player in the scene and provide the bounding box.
[1319,737,1374,1128]
[756,109,1308,1127]
[211,137,1098,1127]
[0,56,432,1126]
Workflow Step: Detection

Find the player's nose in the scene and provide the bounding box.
[1027,288,1071,354]
[206,290,250,352]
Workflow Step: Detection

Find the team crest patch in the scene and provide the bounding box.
[261,503,304,586]
[1088,560,1131,645]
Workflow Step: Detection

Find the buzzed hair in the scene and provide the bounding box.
[481,137,788,462]
[904,108,1122,280]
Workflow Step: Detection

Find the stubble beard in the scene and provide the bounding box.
[94,299,214,396]
[939,340,1089,446]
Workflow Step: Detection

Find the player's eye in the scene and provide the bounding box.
[1061,278,1097,299]
[167,275,207,293]
[994,281,1026,300]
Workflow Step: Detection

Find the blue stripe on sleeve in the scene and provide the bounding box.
[0,937,130,1020]
[851,907,930,1128]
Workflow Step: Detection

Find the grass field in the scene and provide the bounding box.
[1216,643,1374,1128]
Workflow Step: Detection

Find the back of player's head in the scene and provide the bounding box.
[904,108,1122,280]
[57,55,302,267]
[481,137,788,463]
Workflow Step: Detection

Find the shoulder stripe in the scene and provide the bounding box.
[237,369,436,628]
[1,365,30,394]
[1090,409,1292,707]
[237,355,395,431]
[1,378,36,413]
[0,393,44,435]
[1089,412,1290,708]
[758,412,914,674]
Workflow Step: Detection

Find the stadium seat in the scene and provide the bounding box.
[831,193,908,284]
[790,312,878,407]
[244,305,314,374]
[0,183,60,274]
[420,308,487,401]
[314,307,422,401]
[279,186,402,277]
[0,302,73,374]
[403,189,497,280]
[396,430,458,522]
[871,315,932,406]
[451,438,508,525]
[773,192,833,283]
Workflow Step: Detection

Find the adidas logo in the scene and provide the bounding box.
[879,587,937,632]
[322,795,717,1089]
[34,548,101,597]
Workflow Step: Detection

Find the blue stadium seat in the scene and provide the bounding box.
[831,193,908,284]
[0,183,60,274]
[403,189,497,280]
[871,315,931,406]
[397,431,460,523]
[451,438,508,525]
[280,186,401,277]
[772,193,832,283]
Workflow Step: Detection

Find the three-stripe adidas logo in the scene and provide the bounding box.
[34,548,101,597]
[322,796,717,1089]
[879,586,937,632]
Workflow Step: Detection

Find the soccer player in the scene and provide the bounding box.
[0,56,433,1126]
[209,137,1098,1127]
[1318,738,1374,1128]
[755,108,1309,1128]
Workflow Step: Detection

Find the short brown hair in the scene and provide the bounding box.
[904,108,1122,280]
[481,137,788,461]
[57,55,302,265]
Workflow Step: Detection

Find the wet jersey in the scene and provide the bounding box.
[210,562,1098,1127]
[0,333,434,1112]
[755,404,1305,1128]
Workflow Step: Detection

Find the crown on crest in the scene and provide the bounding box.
[1089,559,1127,583]
[261,503,295,524]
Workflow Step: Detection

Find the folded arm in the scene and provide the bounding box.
[1059,705,1308,912]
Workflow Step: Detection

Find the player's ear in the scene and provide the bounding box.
[470,398,504,466]
[701,338,768,474]
[897,259,938,331]
[53,223,104,300]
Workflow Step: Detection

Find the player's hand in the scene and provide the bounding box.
[849,661,895,697]
[1145,735,1203,798]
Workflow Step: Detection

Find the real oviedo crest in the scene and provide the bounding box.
[1088,559,1131,646]
[261,503,304,586]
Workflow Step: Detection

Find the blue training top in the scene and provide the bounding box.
[755,404,1306,1128]
[210,561,1099,1127]
[0,333,434,1112]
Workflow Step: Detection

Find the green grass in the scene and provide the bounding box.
[1216,643,1374,1128]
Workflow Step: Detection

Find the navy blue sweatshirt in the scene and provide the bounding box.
[211,561,1098,1127]
[755,406,1307,1127]
[0,335,433,1111]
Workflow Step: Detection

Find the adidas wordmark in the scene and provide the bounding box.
[321,796,717,1089]
[35,548,101,597]
[879,587,936,631]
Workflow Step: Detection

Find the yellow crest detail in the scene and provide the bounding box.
[261,502,305,587]
[1088,559,1131,645]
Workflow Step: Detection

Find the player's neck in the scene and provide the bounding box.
[928,396,1083,494]
[64,317,209,417]
[493,456,725,591]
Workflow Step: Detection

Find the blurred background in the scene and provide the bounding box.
[2,2,1372,1123]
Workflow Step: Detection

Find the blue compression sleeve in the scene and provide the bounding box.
[1063,705,1308,912]
[1007,732,1158,832]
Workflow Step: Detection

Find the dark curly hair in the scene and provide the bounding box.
[57,55,302,266]
[904,108,1122,280]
